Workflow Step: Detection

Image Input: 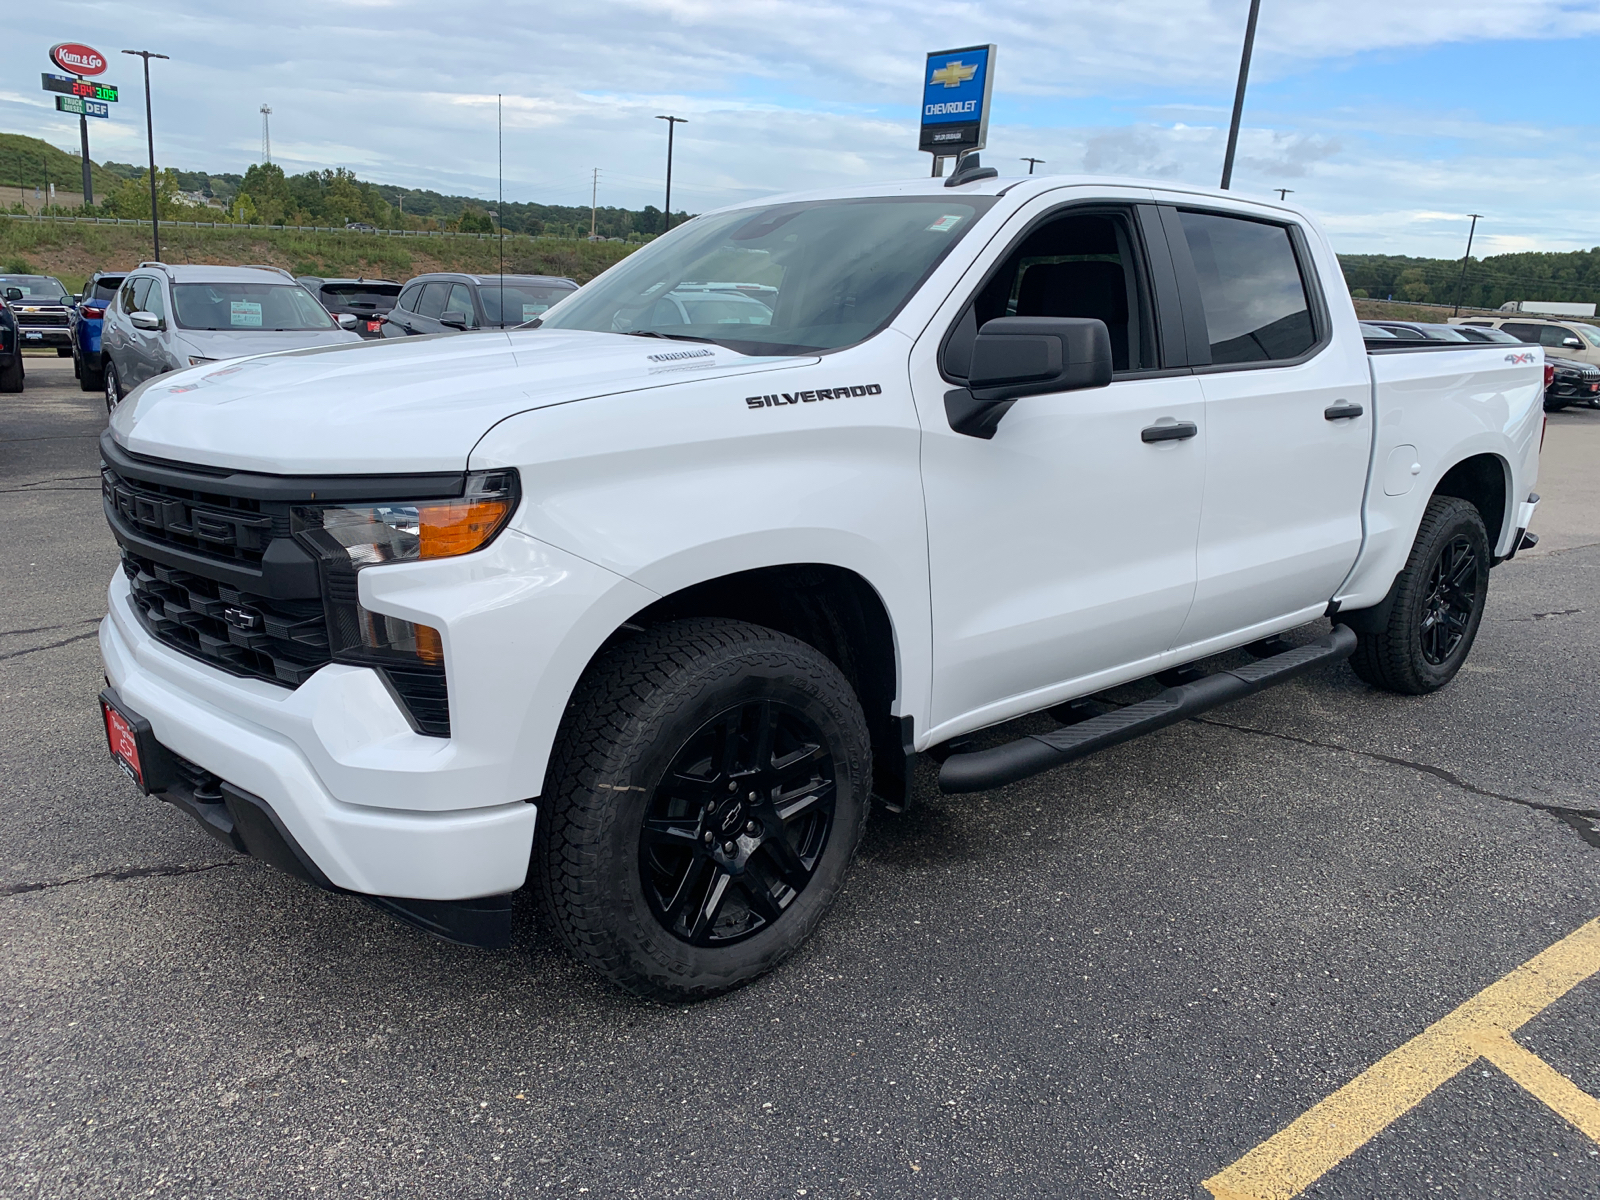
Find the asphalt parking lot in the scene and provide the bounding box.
[3,352,1598,1199]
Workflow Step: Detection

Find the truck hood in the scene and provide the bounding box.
[108,329,813,474]
[173,327,363,361]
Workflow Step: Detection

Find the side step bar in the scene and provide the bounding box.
[937,625,1357,794]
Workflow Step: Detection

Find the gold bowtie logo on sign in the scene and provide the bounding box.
[930,61,977,88]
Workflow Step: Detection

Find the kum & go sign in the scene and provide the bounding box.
[50,43,108,77]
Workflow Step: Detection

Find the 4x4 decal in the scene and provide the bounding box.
[746,384,881,409]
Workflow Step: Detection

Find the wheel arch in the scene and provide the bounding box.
[578,563,909,809]
[1432,452,1512,553]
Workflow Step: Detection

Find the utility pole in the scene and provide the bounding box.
[260,105,272,164]
[122,50,169,261]
[1021,157,1045,174]
[1274,188,1293,201]
[590,168,600,238]
[1220,0,1262,190]
[1453,213,1484,316]
[497,94,504,324]
[655,115,687,235]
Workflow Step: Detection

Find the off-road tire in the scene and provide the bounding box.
[1348,495,1490,695]
[0,356,23,393]
[536,618,871,1001]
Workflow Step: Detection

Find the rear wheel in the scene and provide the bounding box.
[1347,496,1490,695]
[0,355,23,393]
[537,618,870,1001]
[104,361,122,412]
[79,356,103,393]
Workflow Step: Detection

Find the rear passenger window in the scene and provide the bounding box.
[1500,324,1542,343]
[396,284,422,312]
[417,283,450,319]
[1179,211,1316,364]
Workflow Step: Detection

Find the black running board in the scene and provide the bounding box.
[937,625,1357,794]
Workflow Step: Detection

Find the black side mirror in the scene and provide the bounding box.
[3,288,21,302]
[946,316,1113,438]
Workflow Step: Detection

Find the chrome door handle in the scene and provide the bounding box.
[1141,421,1198,443]
[1324,402,1365,421]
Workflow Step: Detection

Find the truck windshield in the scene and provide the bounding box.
[173,284,337,331]
[537,196,997,354]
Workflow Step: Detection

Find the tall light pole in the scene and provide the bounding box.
[1021,157,1045,174]
[655,114,687,235]
[1274,188,1293,201]
[122,49,169,260]
[1453,214,1484,316]
[1219,0,1262,190]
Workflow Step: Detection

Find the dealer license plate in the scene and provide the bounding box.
[101,698,145,789]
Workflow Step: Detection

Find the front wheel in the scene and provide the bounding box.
[537,618,871,1001]
[0,355,23,393]
[1347,495,1490,695]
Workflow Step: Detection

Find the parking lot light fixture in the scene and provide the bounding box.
[655,115,687,235]
[121,49,170,261]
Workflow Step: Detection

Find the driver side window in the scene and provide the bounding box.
[943,209,1156,378]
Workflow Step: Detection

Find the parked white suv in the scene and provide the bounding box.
[101,264,361,411]
[1453,314,1600,367]
[97,173,1543,999]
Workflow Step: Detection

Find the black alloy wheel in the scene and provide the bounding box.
[537,618,870,1000]
[640,699,836,947]
[1419,534,1479,665]
[1346,495,1490,695]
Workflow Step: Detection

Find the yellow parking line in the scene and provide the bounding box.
[1203,917,1600,1200]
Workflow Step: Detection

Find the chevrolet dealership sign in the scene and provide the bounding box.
[919,44,995,157]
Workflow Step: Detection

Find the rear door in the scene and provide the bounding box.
[1159,203,1372,647]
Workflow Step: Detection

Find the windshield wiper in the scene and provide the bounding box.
[621,331,718,344]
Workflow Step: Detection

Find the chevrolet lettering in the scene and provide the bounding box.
[97,172,1543,1001]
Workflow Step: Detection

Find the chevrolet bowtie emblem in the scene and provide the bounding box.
[930,61,977,88]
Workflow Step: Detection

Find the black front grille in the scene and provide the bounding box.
[21,313,70,327]
[122,550,331,686]
[383,667,451,737]
[103,467,280,566]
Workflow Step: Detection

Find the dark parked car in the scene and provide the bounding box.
[0,296,24,392]
[296,276,403,340]
[71,270,127,392]
[382,273,578,337]
[0,274,74,355]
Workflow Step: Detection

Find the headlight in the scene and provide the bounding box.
[293,470,518,672]
[188,355,218,366]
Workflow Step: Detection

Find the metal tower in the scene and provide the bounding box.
[260,105,272,164]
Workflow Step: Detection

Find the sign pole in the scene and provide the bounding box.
[80,111,93,207]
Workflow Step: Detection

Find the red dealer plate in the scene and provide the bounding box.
[102,698,145,789]
[366,320,381,332]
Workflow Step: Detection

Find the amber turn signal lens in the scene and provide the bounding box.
[418,497,514,560]
[414,623,444,664]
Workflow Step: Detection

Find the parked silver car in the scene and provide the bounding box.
[100,264,362,411]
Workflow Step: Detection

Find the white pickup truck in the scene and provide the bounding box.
[97,168,1544,999]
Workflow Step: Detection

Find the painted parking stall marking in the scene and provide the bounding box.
[1204,916,1600,1200]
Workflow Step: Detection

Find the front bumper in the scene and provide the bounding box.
[19,326,72,348]
[100,579,540,903]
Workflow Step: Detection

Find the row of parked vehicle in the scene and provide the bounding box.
[1359,316,1600,411]
[0,266,584,403]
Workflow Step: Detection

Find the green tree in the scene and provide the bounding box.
[239,163,291,225]
[1396,268,1433,303]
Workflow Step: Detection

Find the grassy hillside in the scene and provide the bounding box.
[0,218,637,296]
[0,132,118,198]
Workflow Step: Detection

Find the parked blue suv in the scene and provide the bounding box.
[71,271,125,393]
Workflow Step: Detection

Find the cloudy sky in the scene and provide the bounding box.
[7,1,1600,256]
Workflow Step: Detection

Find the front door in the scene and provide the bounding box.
[1160,204,1373,647]
[914,199,1208,739]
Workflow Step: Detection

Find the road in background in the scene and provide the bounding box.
[3,356,1598,1198]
